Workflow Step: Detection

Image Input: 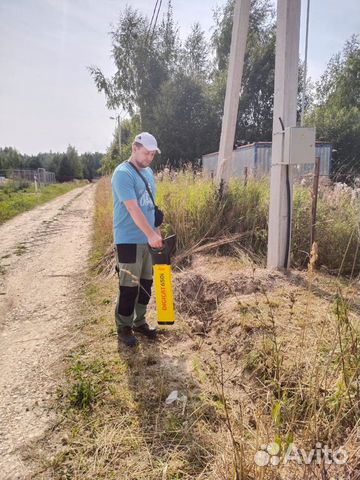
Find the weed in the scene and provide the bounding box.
[69,379,96,410]
[14,243,27,256]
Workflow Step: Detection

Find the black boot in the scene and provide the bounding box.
[118,326,138,347]
[133,323,157,339]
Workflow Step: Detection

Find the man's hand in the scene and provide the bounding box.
[123,200,163,247]
[147,231,163,249]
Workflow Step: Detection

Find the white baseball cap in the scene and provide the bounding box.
[134,132,161,153]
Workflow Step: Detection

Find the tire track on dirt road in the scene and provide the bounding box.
[0,184,95,479]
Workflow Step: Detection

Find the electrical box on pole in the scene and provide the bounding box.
[283,127,316,165]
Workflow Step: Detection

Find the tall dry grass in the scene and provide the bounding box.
[91,177,114,270]
[94,171,359,276]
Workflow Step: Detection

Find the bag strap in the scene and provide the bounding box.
[127,161,156,207]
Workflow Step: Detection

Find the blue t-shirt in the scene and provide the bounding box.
[111,161,156,244]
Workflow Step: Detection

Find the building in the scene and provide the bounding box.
[202,142,332,180]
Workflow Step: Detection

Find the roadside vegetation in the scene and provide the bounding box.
[0,180,88,224]
[92,173,359,277]
[29,175,359,479]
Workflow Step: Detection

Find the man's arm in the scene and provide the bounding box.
[124,199,163,248]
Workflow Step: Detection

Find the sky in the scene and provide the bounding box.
[0,0,359,155]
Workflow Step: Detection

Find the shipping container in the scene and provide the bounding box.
[202,142,332,179]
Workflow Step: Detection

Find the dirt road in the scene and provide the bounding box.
[0,184,95,479]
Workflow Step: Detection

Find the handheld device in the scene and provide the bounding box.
[148,235,176,325]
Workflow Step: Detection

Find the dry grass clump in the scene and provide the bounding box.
[159,171,359,275]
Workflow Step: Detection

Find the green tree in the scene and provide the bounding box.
[66,145,83,179]
[56,155,73,182]
[47,153,63,177]
[56,146,82,182]
[157,0,180,75]
[306,36,360,180]
[153,74,219,168]
[24,155,44,170]
[181,22,210,80]
[21,152,57,172]
[0,147,23,173]
[211,0,276,143]
[92,0,311,171]
[212,0,274,71]
[89,3,179,130]
[81,152,103,180]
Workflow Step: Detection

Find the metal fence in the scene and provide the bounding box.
[9,168,56,184]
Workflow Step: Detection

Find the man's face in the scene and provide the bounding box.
[132,144,156,168]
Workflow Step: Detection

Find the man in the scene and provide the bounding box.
[111,132,163,347]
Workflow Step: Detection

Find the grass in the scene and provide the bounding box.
[93,171,359,276]
[0,180,88,224]
[157,172,225,250]
[27,176,359,479]
[91,177,114,271]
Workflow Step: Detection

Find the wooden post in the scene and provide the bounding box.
[244,166,248,186]
[310,156,320,249]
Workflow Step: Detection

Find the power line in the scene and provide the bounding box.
[145,0,162,46]
[148,0,159,35]
[151,0,163,41]
[146,0,160,44]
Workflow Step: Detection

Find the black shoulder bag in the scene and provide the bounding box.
[127,162,164,227]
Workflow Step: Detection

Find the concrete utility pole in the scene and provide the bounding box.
[215,0,250,185]
[267,0,301,270]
